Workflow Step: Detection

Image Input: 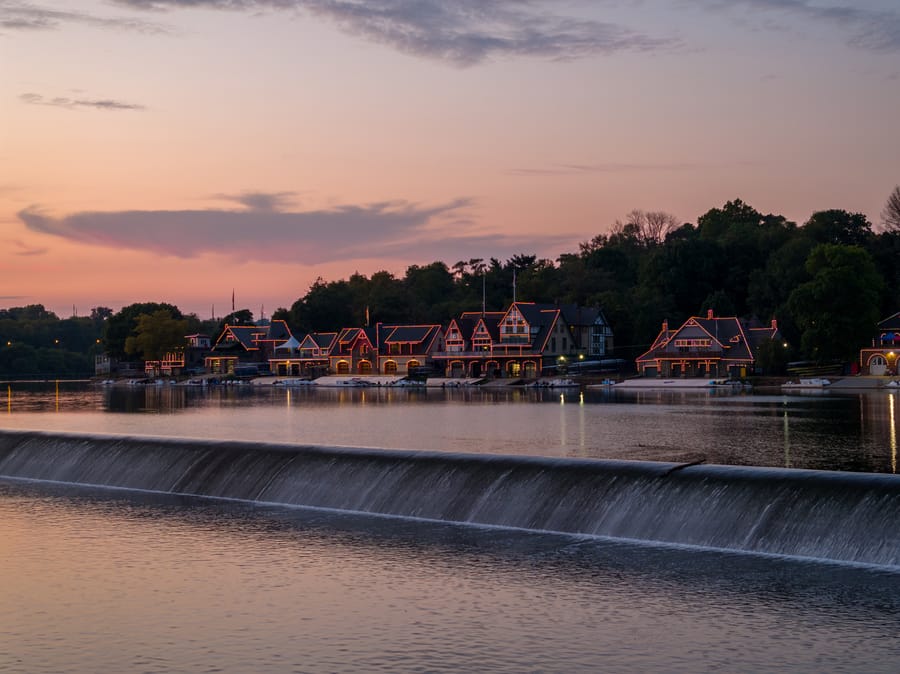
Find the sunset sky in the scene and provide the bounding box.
[2,0,898,319]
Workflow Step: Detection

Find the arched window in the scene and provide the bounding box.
[336,360,350,375]
[869,354,887,375]
[384,360,398,375]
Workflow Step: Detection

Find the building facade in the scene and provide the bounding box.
[636,311,780,378]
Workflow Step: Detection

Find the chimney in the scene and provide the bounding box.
[771,318,778,331]
[662,319,668,332]
[707,309,714,320]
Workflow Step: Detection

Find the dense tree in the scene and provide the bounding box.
[697,199,764,240]
[288,278,357,332]
[403,262,456,323]
[746,237,814,322]
[366,271,409,325]
[802,210,872,247]
[787,245,883,362]
[125,310,190,361]
[105,302,183,359]
[0,304,97,376]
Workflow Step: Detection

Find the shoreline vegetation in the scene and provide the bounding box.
[2,199,898,380]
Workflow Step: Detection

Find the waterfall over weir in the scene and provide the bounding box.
[1,430,898,567]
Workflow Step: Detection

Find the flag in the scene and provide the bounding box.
[232,289,235,312]
[365,306,370,326]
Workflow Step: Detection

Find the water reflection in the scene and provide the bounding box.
[891,393,897,473]
[3,383,900,473]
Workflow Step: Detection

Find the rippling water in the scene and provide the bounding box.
[3,481,900,674]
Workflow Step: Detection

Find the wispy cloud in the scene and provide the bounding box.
[507,162,701,176]
[17,195,569,264]
[19,93,146,111]
[111,0,679,66]
[5,239,48,256]
[0,1,168,33]
[214,190,299,212]
[699,0,900,52]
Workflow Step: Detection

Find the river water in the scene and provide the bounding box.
[2,383,899,672]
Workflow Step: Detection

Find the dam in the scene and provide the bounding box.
[2,429,897,568]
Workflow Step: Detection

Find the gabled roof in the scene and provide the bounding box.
[636,313,776,364]
[212,324,263,351]
[499,302,562,351]
[474,314,501,341]
[445,317,476,341]
[310,332,338,349]
[264,319,292,342]
[879,312,900,331]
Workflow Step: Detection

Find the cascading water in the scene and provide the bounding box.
[1,429,897,567]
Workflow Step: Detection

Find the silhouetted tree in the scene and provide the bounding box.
[882,185,900,232]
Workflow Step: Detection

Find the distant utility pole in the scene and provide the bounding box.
[512,268,517,304]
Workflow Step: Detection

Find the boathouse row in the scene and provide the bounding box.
[636,310,781,380]
[188,301,615,378]
[859,311,900,376]
[127,306,900,380]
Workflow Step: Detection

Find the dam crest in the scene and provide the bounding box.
[1,429,897,568]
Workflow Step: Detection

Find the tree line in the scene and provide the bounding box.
[2,194,898,377]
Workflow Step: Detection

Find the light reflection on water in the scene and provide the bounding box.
[2,481,900,674]
[1,383,899,472]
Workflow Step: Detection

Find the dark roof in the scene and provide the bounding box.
[310,332,337,349]
[477,314,502,341]
[879,312,900,331]
[336,327,361,343]
[265,319,292,342]
[448,317,479,341]
[383,325,435,344]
